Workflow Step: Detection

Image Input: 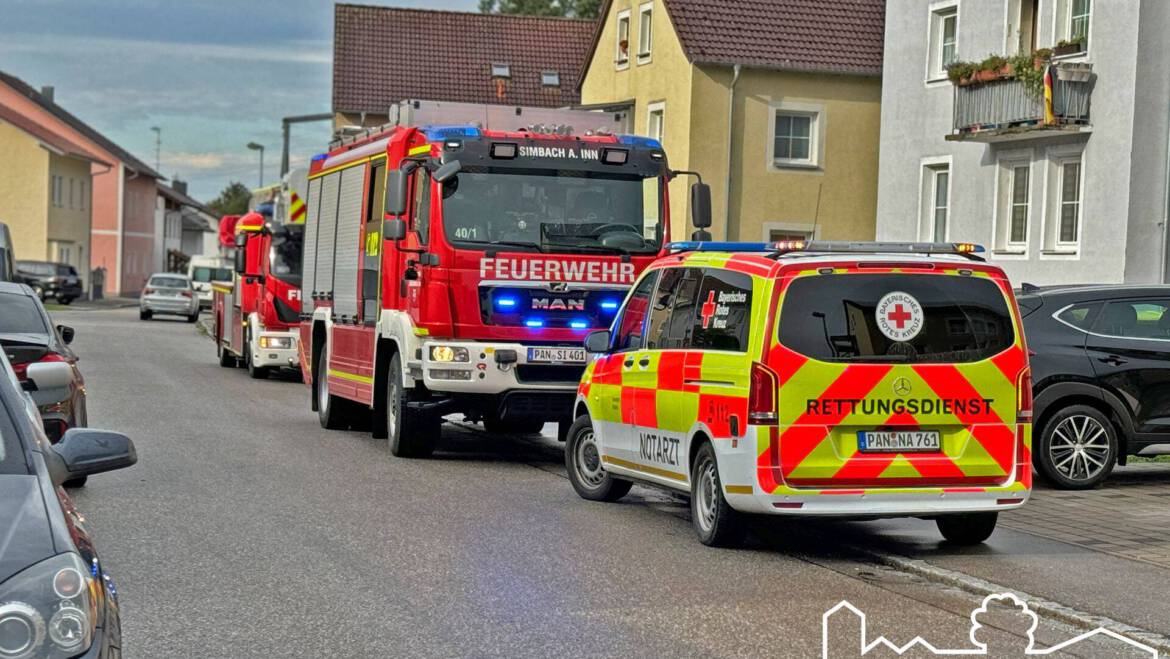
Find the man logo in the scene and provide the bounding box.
[893,377,912,397]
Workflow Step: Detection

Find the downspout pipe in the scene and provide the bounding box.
[1162,87,1170,282]
[724,64,742,240]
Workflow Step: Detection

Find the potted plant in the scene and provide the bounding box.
[1053,36,1085,57]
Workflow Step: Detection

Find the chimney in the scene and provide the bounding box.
[40,86,54,103]
[173,179,188,196]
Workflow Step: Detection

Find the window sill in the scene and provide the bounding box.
[992,248,1026,256]
[770,160,821,172]
[1040,249,1079,256]
[924,75,950,88]
[614,60,630,70]
[636,54,652,65]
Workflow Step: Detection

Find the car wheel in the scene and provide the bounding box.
[936,512,998,545]
[316,348,348,430]
[62,476,88,488]
[217,342,235,368]
[691,441,746,547]
[1036,404,1117,489]
[59,297,73,306]
[187,310,199,323]
[483,416,544,435]
[387,352,438,458]
[564,414,632,502]
[139,309,152,321]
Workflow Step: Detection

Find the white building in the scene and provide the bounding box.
[876,0,1170,285]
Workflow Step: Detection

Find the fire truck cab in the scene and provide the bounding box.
[301,119,711,458]
[213,212,304,378]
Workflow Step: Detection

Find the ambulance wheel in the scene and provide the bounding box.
[483,416,544,435]
[691,442,746,548]
[316,349,348,430]
[1035,404,1117,489]
[217,342,235,368]
[387,352,438,458]
[565,415,631,502]
[139,310,152,321]
[936,512,998,546]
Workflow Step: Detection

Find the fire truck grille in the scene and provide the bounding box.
[498,391,574,419]
[479,286,626,328]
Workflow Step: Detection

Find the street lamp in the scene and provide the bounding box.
[246,142,264,188]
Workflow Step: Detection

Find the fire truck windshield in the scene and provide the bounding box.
[441,168,662,254]
[270,226,304,287]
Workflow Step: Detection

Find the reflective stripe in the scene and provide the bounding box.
[328,369,374,384]
[408,145,432,156]
[602,455,686,481]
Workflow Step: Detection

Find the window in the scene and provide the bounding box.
[636,2,653,62]
[928,5,959,81]
[645,268,681,349]
[615,10,631,67]
[68,178,74,209]
[613,271,658,351]
[1042,149,1083,254]
[50,175,61,207]
[1055,302,1101,330]
[1093,300,1170,340]
[541,71,560,87]
[769,106,821,168]
[995,157,1031,252]
[79,181,86,210]
[1058,160,1081,244]
[1055,0,1091,50]
[768,229,812,242]
[491,63,510,78]
[644,267,702,350]
[646,102,665,142]
[412,169,430,244]
[921,163,950,242]
[1009,165,1029,244]
[58,245,72,265]
[690,269,753,352]
[777,274,1015,364]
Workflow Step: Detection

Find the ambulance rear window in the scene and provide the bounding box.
[777,274,1014,363]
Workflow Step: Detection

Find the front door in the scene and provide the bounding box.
[595,271,658,466]
[1087,298,1170,436]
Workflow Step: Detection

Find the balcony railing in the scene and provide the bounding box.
[949,64,1093,142]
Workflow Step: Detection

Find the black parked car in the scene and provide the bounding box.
[17,261,83,304]
[0,350,136,658]
[1019,284,1170,488]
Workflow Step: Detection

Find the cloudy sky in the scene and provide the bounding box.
[0,0,478,201]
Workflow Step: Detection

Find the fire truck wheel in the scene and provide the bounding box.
[936,512,998,546]
[316,349,349,430]
[565,415,632,502]
[217,342,236,368]
[387,352,438,458]
[691,441,747,548]
[483,416,544,435]
[247,340,269,379]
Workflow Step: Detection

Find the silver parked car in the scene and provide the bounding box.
[140,273,199,322]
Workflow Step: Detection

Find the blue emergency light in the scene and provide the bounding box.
[599,298,621,312]
[617,135,663,149]
[666,240,986,257]
[495,296,518,310]
[420,125,482,141]
[525,318,545,328]
[569,319,589,330]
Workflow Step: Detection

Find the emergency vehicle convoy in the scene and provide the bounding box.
[567,241,1032,547]
[212,211,304,378]
[299,110,710,457]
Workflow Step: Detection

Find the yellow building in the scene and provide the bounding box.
[579,0,885,242]
[0,104,107,290]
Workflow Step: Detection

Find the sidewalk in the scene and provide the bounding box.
[49,296,139,311]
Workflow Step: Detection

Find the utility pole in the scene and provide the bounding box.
[150,126,161,173]
[247,142,265,188]
[281,113,333,177]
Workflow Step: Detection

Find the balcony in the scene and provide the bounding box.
[948,63,1093,143]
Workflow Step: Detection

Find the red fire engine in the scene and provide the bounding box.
[300,118,711,457]
[212,211,304,378]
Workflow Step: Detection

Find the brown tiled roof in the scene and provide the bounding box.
[0,103,112,167]
[581,0,884,86]
[333,4,595,113]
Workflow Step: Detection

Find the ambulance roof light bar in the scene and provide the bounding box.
[666,240,987,261]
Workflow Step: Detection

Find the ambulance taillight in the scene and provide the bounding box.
[748,362,779,425]
[1017,366,1033,423]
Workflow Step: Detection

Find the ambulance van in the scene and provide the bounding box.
[566,241,1032,547]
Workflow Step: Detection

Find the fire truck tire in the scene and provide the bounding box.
[387,352,438,458]
[483,416,544,435]
[139,310,152,321]
[246,341,269,380]
[936,512,998,546]
[565,415,632,502]
[691,441,747,548]
[316,349,349,430]
[217,342,236,368]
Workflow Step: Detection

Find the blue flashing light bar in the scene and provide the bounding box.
[666,240,987,257]
[420,125,482,142]
[617,135,663,149]
[569,319,589,330]
[599,299,620,312]
[311,153,327,162]
[524,318,544,328]
[495,296,518,310]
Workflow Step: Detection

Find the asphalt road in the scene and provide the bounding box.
[57,308,1163,658]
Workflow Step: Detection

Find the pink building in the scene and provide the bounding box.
[0,70,162,295]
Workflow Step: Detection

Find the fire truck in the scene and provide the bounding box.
[300,109,711,457]
[212,210,304,379]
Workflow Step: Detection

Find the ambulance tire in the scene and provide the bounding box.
[565,415,632,502]
[387,352,438,458]
[936,512,998,546]
[691,442,747,548]
[316,349,349,431]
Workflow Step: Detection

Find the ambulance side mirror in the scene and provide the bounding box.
[584,330,611,354]
[691,182,712,229]
[384,170,408,217]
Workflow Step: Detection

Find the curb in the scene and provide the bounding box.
[847,543,1170,655]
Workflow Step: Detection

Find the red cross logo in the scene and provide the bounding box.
[887,303,913,329]
[700,290,717,328]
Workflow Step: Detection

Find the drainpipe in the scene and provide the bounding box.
[724,64,742,240]
[1162,93,1170,282]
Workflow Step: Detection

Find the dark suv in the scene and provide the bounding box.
[17,260,83,304]
[1019,284,1170,488]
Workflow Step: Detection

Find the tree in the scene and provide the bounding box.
[479,0,601,19]
[207,181,251,216]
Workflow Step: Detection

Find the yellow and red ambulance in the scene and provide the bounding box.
[567,241,1032,547]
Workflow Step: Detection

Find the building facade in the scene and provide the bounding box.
[876,0,1170,285]
[0,71,163,295]
[579,0,884,244]
[0,104,107,293]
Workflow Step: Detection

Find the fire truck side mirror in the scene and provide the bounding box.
[691,182,712,229]
[432,159,461,184]
[384,170,409,216]
[234,244,247,275]
[383,218,407,241]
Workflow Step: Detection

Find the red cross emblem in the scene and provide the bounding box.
[886,303,912,329]
[700,290,717,328]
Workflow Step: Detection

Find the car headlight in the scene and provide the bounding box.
[258,336,294,350]
[0,553,95,659]
[429,345,469,363]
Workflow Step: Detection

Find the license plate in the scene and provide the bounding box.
[858,430,941,453]
[527,347,586,364]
